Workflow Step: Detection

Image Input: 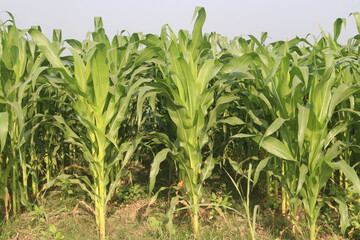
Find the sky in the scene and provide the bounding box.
[1,0,360,43]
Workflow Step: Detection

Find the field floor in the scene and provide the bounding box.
[0,188,344,240]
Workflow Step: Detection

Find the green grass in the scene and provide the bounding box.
[0,184,346,240]
[0,189,269,240]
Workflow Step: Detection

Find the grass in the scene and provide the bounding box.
[0,162,348,240]
[0,183,345,240]
[0,186,268,240]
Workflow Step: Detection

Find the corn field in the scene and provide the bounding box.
[1,8,360,240]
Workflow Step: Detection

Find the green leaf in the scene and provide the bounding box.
[313,67,334,124]
[29,29,72,77]
[297,104,310,151]
[135,47,157,65]
[333,198,349,235]
[351,12,360,33]
[48,224,57,234]
[259,118,286,147]
[149,148,171,193]
[327,160,360,193]
[229,159,244,175]
[6,102,25,133]
[190,7,206,55]
[296,164,308,195]
[0,112,9,152]
[333,18,346,41]
[218,117,245,126]
[201,155,215,182]
[70,49,88,93]
[65,39,82,52]
[196,59,221,92]
[328,84,359,118]
[253,157,270,185]
[91,44,109,110]
[324,123,347,148]
[231,133,257,139]
[253,136,295,161]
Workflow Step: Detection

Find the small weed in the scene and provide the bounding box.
[114,184,147,206]
[40,224,64,240]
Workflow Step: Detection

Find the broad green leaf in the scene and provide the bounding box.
[328,84,359,118]
[261,32,268,44]
[259,118,286,147]
[149,148,171,193]
[253,157,270,185]
[313,67,334,124]
[70,49,88,93]
[324,122,347,148]
[334,198,350,235]
[90,44,109,110]
[0,112,9,152]
[297,104,310,151]
[218,117,245,126]
[327,160,360,193]
[65,39,82,52]
[229,159,244,175]
[135,47,157,65]
[190,7,206,56]
[29,29,72,77]
[333,18,346,41]
[6,102,24,133]
[351,12,360,33]
[253,136,295,161]
[201,155,215,182]
[296,164,308,195]
[53,115,80,140]
[3,45,18,70]
[323,141,343,163]
[196,59,221,92]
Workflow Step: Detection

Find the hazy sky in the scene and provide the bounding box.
[1,0,360,43]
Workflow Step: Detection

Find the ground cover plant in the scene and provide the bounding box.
[0,7,360,240]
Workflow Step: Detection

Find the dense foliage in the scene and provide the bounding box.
[1,8,360,240]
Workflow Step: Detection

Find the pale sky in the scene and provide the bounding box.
[1,0,360,43]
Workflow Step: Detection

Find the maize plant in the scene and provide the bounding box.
[143,7,242,237]
[29,18,149,240]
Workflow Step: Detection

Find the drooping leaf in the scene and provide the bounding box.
[327,160,360,193]
[149,148,172,193]
[29,29,71,77]
[334,198,350,235]
[253,157,270,185]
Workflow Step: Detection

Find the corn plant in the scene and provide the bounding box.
[29,18,149,239]
[142,8,242,237]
